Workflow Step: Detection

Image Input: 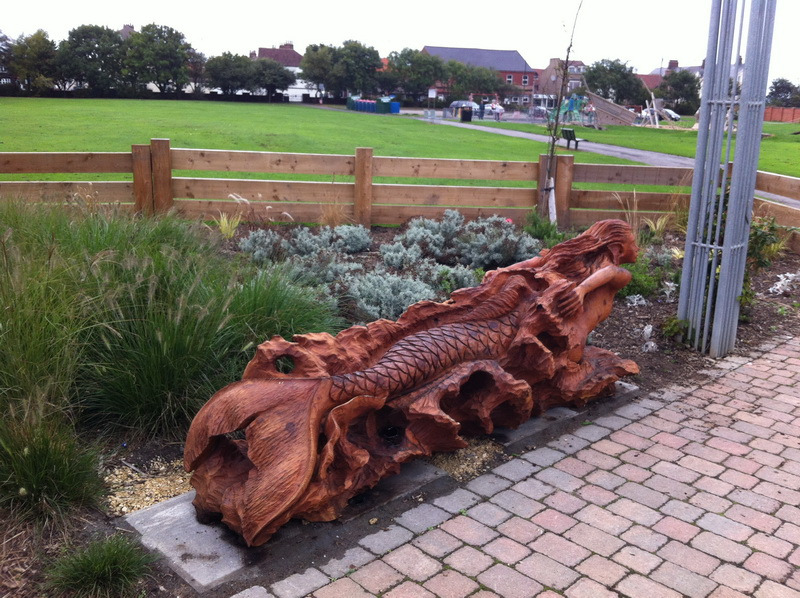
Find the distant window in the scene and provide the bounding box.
[506,74,513,84]
[522,96,530,103]
[512,96,519,103]
[568,80,581,91]
[522,75,529,85]
[533,73,539,80]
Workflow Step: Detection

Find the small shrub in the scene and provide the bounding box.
[619,253,661,298]
[344,270,436,321]
[454,216,541,269]
[380,242,423,270]
[285,225,372,257]
[332,224,372,253]
[44,534,154,598]
[524,210,566,247]
[238,228,287,263]
[0,417,104,522]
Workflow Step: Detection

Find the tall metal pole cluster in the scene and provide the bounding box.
[677,0,776,357]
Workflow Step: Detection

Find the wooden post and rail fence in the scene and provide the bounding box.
[2,138,799,244]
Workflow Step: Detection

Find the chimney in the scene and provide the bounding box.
[667,59,679,71]
[280,43,294,50]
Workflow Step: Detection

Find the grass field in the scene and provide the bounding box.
[481,118,800,177]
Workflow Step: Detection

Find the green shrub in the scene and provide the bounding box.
[524,210,567,248]
[619,253,662,298]
[0,417,103,522]
[44,534,154,598]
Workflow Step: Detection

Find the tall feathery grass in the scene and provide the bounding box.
[0,200,343,521]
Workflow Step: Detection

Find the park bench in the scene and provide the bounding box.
[561,128,586,149]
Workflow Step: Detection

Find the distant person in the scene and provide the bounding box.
[491,101,501,121]
[478,102,485,120]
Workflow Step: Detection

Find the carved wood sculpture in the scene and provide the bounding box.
[185,219,640,546]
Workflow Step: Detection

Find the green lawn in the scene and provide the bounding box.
[480,118,800,177]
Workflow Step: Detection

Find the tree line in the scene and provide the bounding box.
[0,26,519,102]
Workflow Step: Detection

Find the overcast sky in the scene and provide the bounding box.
[4,0,797,84]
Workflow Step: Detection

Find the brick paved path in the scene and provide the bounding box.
[235,336,800,598]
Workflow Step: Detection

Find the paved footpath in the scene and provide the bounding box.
[230,335,800,598]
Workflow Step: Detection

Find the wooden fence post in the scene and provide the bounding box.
[150,138,173,214]
[354,147,373,227]
[537,154,550,217]
[554,154,574,228]
[132,144,154,215]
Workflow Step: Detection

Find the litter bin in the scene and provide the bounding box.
[460,106,473,122]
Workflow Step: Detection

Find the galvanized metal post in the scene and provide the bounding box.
[677,0,777,357]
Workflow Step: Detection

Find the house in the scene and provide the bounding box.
[537,58,587,97]
[421,46,541,105]
[249,43,308,101]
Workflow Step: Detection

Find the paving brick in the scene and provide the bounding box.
[535,468,585,493]
[529,532,591,567]
[576,554,628,586]
[314,578,374,598]
[482,536,532,564]
[615,403,655,419]
[466,502,512,527]
[348,560,404,594]
[565,521,626,556]
[777,521,800,544]
[691,531,752,564]
[575,504,633,535]
[383,581,435,598]
[754,580,800,598]
[490,489,545,518]
[690,491,733,513]
[530,509,578,534]
[684,441,730,463]
[444,546,494,577]
[727,488,780,513]
[608,497,663,525]
[477,564,543,598]
[756,465,800,491]
[616,481,669,508]
[497,516,545,544]
[576,448,622,470]
[554,456,596,478]
[422,569,479,598]
[359,525,414,555]
[652,461,703,484]
[657,539,721,575]
[613,463,653,483]
[394,503,452,534]
[616,574,683,598]
[680,454,727,477]
[620,524,668,552]
[743,551,794,582]
[564,577,619,598]
[695,475,736,497]
[725,503,782,533]
[710,563,761,594]
[720,467,760,489]
[576,484,618,506]
[412,529,462,558]
[644,473,697,501]
[523,447,567,467]
[493,458,539,482]
[466,473,513,497]
[439,515,498,546]
[515,552,580,590]
[547,434,591,455]
[611,544,662,574]
[776,504,800,525]
[320,547,374,578]
[646,443,685,462]
[696,512,755,542]
[512,478,557,501]
[542,490,587,514]
[611,430,655,451]
[652,516,700,542]
[432,488,482,514]
[230,588,272,598]
[271,568,329,598]
[651,561,719,598]
[746,532,793,558]
[585,469,626,490]
[592,438,628,456]
[593,414,632,430]
[383,545,442,582]
[661,498,705,522]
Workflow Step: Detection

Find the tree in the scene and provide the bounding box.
[387,48,446,100]
[583,59,648,105]
[443,60,502,99]
[10,30,56,92]
[58,25,124,95]
[124,24,190,94]
[0,30,12,81]
[187,48,206,93]
[299,44,335,97]
[656,69,701,115]
[252,58,295,99]
[205,52,254,96]
[329,40,382,97]
[767,78,800,107]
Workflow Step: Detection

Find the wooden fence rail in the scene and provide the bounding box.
[2,138,799,236]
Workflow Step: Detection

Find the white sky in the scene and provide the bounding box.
[4,0,797,84]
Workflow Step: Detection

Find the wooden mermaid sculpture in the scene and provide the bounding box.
[184,219,640,546]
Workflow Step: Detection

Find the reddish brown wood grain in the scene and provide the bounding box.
[185,219,640,546]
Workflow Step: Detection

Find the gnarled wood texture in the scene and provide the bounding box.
[185,219,640,546]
